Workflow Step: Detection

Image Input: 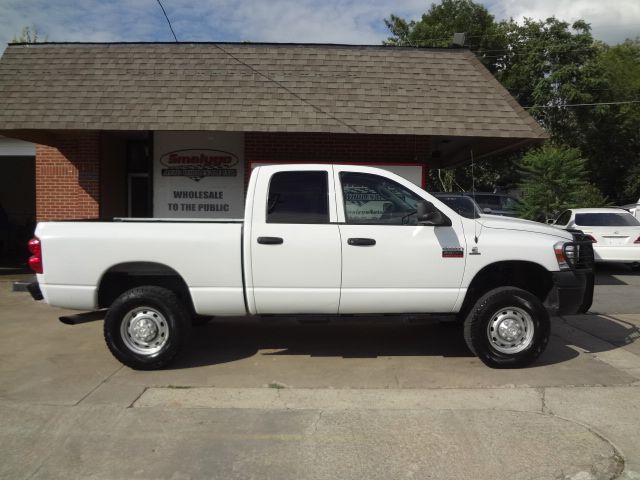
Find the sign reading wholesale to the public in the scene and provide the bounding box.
[153,132,245,218]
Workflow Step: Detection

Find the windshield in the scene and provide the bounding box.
[575,212,640,227]
[465,193,518,211]
[434,195,481,219]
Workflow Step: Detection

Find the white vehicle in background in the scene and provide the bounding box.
[552,208,640,268]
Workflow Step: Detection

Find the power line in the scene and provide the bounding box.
[476,45,596,54]
[477,50,595,59]
[212,44,357,133]
[508,87,639,95]
[152,2,354,131]
[395,29,578,48]
[523,100,640,109]
[156,0,178,43]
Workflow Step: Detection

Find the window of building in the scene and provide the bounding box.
[267,171,329,224]
[127,140,151,217]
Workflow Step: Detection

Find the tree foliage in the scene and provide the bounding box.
[496,19,605,142]
[578,39,640,202]
[385,3,640,204]
[425,151,522,193]
[384,0,505,72]
[517,145,607,221]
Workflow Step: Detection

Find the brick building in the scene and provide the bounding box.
[0,42,546,222]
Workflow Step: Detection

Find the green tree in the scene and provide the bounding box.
[385,2,639,204]
[575,39,640,203]
[517,144,607,221]
[425,151,522,193]
[496,18,605,144]
[384,0,508,73]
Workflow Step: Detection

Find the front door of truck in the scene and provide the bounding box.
[334,168,466,314]
[248,166,341,314]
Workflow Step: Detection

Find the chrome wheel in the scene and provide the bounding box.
[486,307,535,354]
[120,307,169,356]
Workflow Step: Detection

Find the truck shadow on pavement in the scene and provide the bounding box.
[166,314,640,370]
[562,313,640,349]
[170,321,472,369]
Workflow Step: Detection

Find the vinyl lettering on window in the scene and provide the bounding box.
[340,172,421,225]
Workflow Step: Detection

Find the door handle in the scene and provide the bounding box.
[257,236,284,245]
[347,238,376,246]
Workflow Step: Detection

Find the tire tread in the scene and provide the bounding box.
[104,286,191,370]
[462,286,550,368]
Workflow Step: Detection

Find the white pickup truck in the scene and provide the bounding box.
[27,164,594,370]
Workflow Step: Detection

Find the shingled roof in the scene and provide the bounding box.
[0,42,545,139]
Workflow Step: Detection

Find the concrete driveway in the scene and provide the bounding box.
[1,265,640,479]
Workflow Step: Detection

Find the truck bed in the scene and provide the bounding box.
[35,220,246,315]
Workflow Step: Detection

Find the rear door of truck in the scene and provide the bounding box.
[245,165,342,314]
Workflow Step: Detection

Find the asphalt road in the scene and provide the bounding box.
[1,267,639,479]
[591,263,640,314]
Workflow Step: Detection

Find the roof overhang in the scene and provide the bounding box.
[0,43,547,148]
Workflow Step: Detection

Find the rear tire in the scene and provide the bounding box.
[463,287,550,368]
[104,286,192,370]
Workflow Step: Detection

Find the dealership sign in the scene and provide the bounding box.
[153,132,245,219]
[160,149,240,181]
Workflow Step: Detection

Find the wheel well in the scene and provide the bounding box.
[97,262,194,313]
[459,261,553,320]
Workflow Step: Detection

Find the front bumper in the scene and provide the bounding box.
[544,270,594,315]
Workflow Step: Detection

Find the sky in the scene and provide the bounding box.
[0,0,638,53]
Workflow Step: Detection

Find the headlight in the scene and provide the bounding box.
[554,241,575,270]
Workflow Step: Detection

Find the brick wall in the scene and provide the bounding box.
[245,132,431,186]
[246,132,430,163]
[32,131,429,221]
[35,132,100,221]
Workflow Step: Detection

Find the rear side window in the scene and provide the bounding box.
[267,171,329,224]
[575,213,640,227]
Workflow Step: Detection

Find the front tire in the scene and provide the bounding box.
[104,286,192,370]
[463,287,550,368]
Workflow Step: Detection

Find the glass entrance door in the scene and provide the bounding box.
[126,140,151,217]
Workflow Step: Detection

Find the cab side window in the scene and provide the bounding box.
[340,172,421,225]
[267,171,329,224]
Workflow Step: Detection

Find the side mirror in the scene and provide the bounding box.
[482,207,492,214]
[546,219,555,225]
[417,200,452,227]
